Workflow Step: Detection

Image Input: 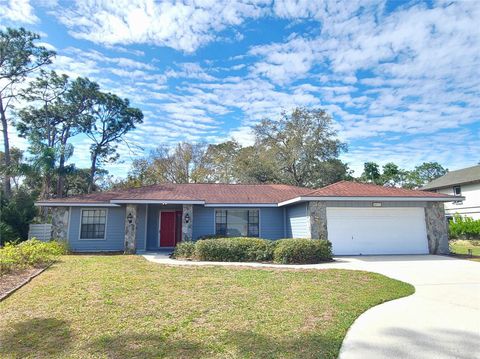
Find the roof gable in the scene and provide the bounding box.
[303,181,457,198]
[422,165,480,190]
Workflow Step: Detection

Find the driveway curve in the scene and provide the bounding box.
[143,253,480,359]
[335,255,480,359]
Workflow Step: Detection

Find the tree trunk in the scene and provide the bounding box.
[56,152,66,198]
[56,128,70,198]
[88,151,98,193]
[0,96,12,199]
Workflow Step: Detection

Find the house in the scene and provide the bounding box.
[36,181,461,256]
[422,165,480,220]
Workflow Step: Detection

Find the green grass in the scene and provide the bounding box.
[0,255,414,358]
[450,240,480,262]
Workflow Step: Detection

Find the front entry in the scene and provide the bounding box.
[159,211,176,247]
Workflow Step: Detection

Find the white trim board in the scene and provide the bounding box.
[36,202,120,207]
[204,203,277,207]
[111,200,204,205]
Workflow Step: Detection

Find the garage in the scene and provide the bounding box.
[326,207,429,255]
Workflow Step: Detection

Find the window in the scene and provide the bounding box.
[215,209,259,237]
[453,186,461,196]
[80,209,107,240]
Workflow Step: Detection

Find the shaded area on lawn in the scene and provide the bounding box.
[0,255,414,358]
[0,318,72,358]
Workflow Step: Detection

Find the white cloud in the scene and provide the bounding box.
[229,126,255,146]
[0,0,38,24]
[53,0,268,52]
[6,0,480,179]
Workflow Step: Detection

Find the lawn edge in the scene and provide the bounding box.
[0,263,52,302]
[338,275,416,357]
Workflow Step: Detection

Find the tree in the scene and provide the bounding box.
[406,162,448,189]
[17,71,98,198]
[203,140,241,183]
[360,162,381,184]
[17,70,69,199]
[380,162,409,187]
[0,147,26,191]
[123,142,208,186]
[0,188,37,244]
[253,108,348,187]
[0,28,55,198]
[55,77,98,196]
[234,145,280,184]
[84,92,143,192]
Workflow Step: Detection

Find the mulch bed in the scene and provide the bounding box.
[0,266,49,302]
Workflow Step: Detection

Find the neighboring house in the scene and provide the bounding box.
[36,181,461,255]
[422,165,480,220]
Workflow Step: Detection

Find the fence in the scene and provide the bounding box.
[28,223,52,241]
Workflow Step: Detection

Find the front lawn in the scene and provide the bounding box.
[0,255,414,358]
[450,240,480,262]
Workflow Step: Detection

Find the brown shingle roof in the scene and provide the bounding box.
[304,181,457,198]
[36,181,459,206]
[37,183,313,205]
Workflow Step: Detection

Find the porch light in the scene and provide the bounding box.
[127,212,133,224]
[185,213,190,224]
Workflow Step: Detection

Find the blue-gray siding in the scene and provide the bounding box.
[286,202,310,238]
[259,207,285,239]
[67,206,125,251]
[192,205,215,239]
[192,206,286,240]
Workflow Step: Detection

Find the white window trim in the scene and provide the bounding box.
[78,208,108,241]
[213,208,261,238]
[453,186,462,196]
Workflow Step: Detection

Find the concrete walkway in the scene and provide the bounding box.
[143,253,480,359]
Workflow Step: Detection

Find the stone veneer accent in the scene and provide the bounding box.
[182,204,193,241]
[124,204,137,254]
[308,201,328,239]
[424,202,449,254]
[51,207,69,240]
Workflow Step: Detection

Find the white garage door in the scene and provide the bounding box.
[326,207,429,255]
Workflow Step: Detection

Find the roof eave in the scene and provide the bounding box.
[422,178,480,190]
[110,199,205,205]
[35,202,120,207]
[278,195,464,206]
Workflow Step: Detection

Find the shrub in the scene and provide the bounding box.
[449,215,480,240]
[195,237,274,262]
[273,238,332,264]
[0,238,68,275]
[173,241,196,259]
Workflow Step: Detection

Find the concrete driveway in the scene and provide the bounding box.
[144,253,479,358]
[334,255,480,359]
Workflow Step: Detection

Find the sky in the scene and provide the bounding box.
[1,0,479,178]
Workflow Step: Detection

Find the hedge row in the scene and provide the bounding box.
[173,237,332,264]
[0,239,68,275]
[449,215,480,239]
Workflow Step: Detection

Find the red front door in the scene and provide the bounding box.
[160,212,176,247]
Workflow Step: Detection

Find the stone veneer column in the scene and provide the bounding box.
[182,204,193,241]
[424,202,449,254]
[124,204,137,254]
[51,207,70,240]
[308,201,328,240]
